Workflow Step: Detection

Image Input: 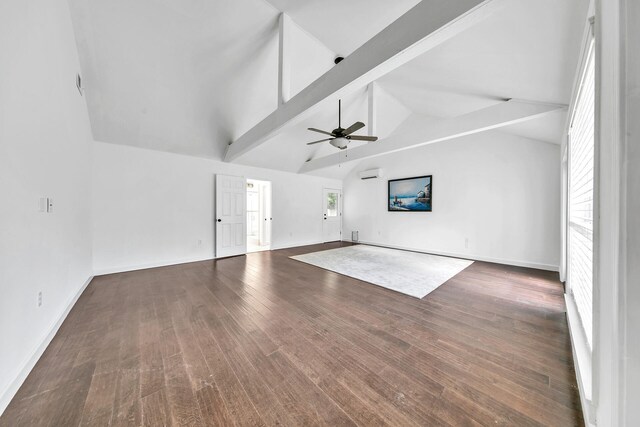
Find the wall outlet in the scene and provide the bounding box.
[37,291,42,307]
[39,197,54,213]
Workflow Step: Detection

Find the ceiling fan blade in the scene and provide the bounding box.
[306,138,334,145]
[342,121,365,136]
[348,135,378,142]
[308,128,335,137]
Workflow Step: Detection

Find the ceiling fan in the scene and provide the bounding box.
[306,100,378,149]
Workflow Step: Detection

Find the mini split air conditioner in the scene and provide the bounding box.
[358,168,383,180]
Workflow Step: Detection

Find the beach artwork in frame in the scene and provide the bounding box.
[388,175,432,212]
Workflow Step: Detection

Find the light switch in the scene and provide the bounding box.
[46,198,54,213]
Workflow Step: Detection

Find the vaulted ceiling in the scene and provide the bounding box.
[68,0,587,178]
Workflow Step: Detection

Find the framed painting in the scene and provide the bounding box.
[388,175,432,212]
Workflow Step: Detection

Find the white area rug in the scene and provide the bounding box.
[290,245,474,299]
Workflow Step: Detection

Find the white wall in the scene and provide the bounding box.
[92,141,341,274]
[0,0,93,414]
[343,131,561,270]
[289,16,335,99]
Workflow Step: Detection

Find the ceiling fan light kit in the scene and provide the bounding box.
[306,99,378,150]
[330,137,349,149]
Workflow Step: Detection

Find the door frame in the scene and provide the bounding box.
[322,188,342,243]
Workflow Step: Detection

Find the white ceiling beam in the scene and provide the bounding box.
[299,99,567,173]
[278,13,292,106]
[224,0,503,162]
[367,82,377,137]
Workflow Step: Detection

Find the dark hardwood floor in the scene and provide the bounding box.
[1,242,583,426]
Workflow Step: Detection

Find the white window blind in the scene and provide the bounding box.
[568,40,595,350]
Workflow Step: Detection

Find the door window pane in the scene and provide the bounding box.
[326,192,338,217]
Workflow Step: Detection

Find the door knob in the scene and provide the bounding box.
[217,219,222,222]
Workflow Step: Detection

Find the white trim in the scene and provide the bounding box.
[271,240,325,251]
[593,0,623,424]
[560,4,599,423]
[93,256,215,276]
[95,239,335,276]
[560,146,568,282]
[565,294,596,426]
[346,240,559,272]
[0,275,93,416]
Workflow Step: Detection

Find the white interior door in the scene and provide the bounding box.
[216,174,247,258]
[322,188,342,242]
[261,182,272,246]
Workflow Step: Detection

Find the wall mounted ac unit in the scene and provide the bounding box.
[358,168,383,180]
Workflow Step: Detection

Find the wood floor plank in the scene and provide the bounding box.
[110,355,142,427]
[45,360,96,427]
[163,352,204,426]
[141,388,171,427]
[186,300,266,425]
[1,242,584,426]
[79,371,118,426]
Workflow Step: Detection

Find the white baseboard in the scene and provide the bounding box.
[0,275,93,416]
[346,239,559,272]
[93,256,215,276]
[271,240,324,251]
[95,241,331,276]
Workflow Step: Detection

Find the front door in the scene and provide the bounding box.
[322,188,342,242]
[216,174,246,258]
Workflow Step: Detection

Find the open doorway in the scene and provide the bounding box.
[246,179,272,253]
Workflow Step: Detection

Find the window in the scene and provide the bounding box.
[567,38,595,350]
